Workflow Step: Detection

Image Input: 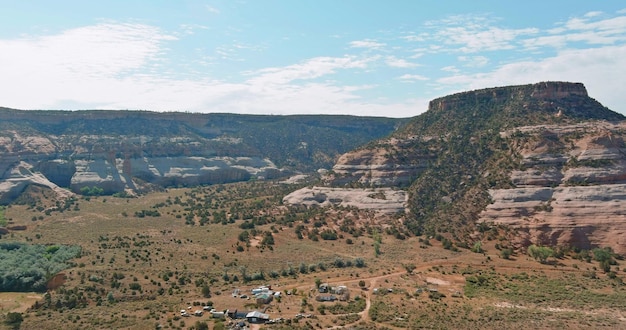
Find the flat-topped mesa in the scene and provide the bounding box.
[530,81,588,99]
[429,81,588,112]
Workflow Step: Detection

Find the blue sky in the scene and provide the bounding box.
[1,1,625,117]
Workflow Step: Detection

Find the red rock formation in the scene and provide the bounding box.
[481,122,626,254]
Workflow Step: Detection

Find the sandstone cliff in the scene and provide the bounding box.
[0,110,405,203]
[321,81,626,254]
[0,127,285,199]
[481,121,626,254]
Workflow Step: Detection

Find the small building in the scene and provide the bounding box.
[319,283,329,293]
[335,285,348,294]
[255,292,273,305]
[227,309,249,319]
[246,311,270,324]
[252,285,271,294]
[211,310,226,319]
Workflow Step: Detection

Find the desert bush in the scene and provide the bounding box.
[528,245,553,263]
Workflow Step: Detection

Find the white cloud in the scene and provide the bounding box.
[246,56,371,86]
[349,39,386,49]
[397,74,429,82]
[440,26,538,53]
[401,33,428,42]
[1,23,175,78]
[0,23,178,109]
[441,66,460,73]
[458,55,489,67]
[385,56,419,68]
[584,11,603,18]
[565,15,626,33]
[423,15,539,53]
[0,23,420,117]
[522,14,626,51]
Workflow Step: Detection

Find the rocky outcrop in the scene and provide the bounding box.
[326,137,433,187]
[481,121,626,254]
[0,128,290,201]
[0,161,73,204]
[0,109,405,203]
[0,155,284,200]
[68,156,280,194]
[283,187,407,214]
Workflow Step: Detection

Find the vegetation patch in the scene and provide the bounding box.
[0,242,81,292]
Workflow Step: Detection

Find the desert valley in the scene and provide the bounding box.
[2,82,626,329]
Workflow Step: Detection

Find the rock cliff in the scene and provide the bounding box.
[481,121,626,254]
[0,110,404,203]
[322,82,626,254]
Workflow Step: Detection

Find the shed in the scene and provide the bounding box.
[255,293,273,305]
[246,311,270,324]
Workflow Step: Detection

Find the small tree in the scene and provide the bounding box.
[500,248,513,260]
[528,244,553,263]
[5,312,23,330]
[471,241,484,253]
[592,247,615,272]
[201,285,211,298]
[195,321,209,330]
[299,262,308,274]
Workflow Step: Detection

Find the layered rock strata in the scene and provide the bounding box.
[481,122,626,254]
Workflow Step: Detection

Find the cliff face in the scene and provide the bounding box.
[0,110,405,203]
[0,128,283,198]
[481,121,626,254]
[327,82,617,187]
[323,81,626,254]
[429,81,588,112]
[326,137,433,187]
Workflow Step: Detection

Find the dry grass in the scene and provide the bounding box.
[0,293,42,314]
[1,182,625,329]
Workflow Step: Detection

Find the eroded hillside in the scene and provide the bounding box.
[319,81,626,254]
[0,110,406,203]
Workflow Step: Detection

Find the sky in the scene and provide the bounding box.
[1,1,625,118]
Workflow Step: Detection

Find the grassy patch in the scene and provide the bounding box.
[464,270,626,310]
